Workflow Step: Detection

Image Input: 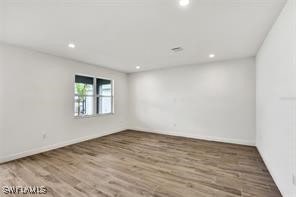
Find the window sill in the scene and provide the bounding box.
[73,113,114,119]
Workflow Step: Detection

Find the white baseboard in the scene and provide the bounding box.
[0,128,255,164]
[256,146,284,197]
[129,127,255,146]
[0,129,126,164]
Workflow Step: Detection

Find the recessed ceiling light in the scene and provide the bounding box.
[68,43,76,49]
[136,66,141,69]
[209,54,215,58]
[179,0,190,7]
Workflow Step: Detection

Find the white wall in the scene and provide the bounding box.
[256,0,296,196]
[0,43,128,163]
[0,44,4,159]
[128,58,256,145]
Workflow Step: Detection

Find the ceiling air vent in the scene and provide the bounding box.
[171,47,183,52]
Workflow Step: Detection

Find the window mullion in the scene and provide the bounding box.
[93,78,96,115]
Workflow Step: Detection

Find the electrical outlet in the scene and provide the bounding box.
[257,132,262,141]
[42,133,47,140]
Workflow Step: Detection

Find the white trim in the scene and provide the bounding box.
[73,112,115,119]
[0,129,125,164]
[0,128,255,164]
[130,127,255,146]
[256,146,284,197]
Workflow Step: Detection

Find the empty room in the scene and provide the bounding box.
[0,0,295,196]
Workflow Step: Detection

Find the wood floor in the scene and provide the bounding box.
[0,130,281,197]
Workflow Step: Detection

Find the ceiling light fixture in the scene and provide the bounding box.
[209,54,215,58]
[136,66,141,70]
[68,43,76,49]
[179,0,190,7]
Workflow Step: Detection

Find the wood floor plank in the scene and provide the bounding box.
[0,130,281,197]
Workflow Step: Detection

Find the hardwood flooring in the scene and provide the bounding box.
[0,130,281,197]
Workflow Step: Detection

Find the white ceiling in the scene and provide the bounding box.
[0,0,286,73]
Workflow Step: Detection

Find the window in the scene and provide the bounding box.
[74,75,113,117]
[96,79,113,114]
[74,75,94,116]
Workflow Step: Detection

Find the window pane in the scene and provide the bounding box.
[96,79,112,96]
[97,97,112,114]
[75,83,94,96]
[75,75,93,85]
[74,95,94,116]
